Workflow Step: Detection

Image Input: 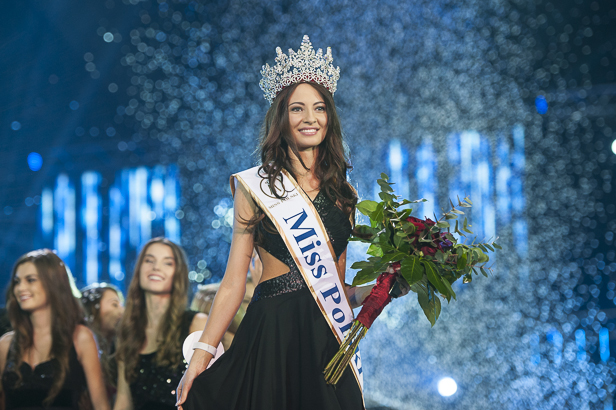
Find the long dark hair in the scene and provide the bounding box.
[80,283,123,387]
[256,82,357,223]
[5,249,84,406]
[116,238,189,383]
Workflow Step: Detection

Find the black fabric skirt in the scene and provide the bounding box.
[184,272,364,410]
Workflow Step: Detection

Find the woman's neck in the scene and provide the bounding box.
[145,292,171,330]
[289,147,319,189]
[29,306,52,336]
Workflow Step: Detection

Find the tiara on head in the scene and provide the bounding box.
[259,35,340,104]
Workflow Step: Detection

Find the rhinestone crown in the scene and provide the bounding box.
[259,35,340,104]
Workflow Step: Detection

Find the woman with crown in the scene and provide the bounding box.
[176,36,372,410]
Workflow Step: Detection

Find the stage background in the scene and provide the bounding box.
[1,0,615,408]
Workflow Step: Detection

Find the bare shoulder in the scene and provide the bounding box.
[234,181,258,214]
[0,331,15,370]
[73,324,96,349]
[189,312,208,333]
[0,331,14,352]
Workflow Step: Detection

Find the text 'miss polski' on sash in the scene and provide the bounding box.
[230,166,364,394]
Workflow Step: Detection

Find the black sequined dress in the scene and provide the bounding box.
[2,346,87,410]
[184,190,364,410]
[130,310,197,410]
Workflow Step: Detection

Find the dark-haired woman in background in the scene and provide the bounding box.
[0,249,110,410]
[81,283,125,403]
[113,238,207,410]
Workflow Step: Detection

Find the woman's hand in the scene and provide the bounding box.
[176,350,211,410]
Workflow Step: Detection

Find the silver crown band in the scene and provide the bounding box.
[259,35,340,104]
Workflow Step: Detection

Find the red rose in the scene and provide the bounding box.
[421,246,437,256]
[406,216,426,231]
[424,218,436,227]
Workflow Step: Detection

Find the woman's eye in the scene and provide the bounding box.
[290,106,301,112]
[316,106,326,111]
[165,263,174,267]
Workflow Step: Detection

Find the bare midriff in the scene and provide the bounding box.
[256,245,294,284]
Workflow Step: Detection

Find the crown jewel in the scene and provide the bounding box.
[259,35,340,104]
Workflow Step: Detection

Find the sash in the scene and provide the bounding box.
[231,166,364,396]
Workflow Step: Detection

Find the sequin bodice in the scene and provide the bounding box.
[129,310,196,410]
[253,190,352,302]
[2,347,86,410]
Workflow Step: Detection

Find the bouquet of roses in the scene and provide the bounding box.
[324,173,501,384]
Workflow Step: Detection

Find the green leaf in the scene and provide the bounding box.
[441,278,457,300]
[378,191,396,202]
[423,261,450,297]
[380,173,389,181]
[474,248,490,263]
[370,203,385,227]
[393,232,404,248]
[457,254,467,270]
[366,243,383,257]
[381,251,408,264]
[444,213,458,220]
[480,266,489,277]
[378,179,394,193]
[464,197,473,205]
[351,260,374,270]
[351,269,381,286]
[413,282,440,327]
[492,242,502,250]
[451,209,464,215]
[400,256,424,286]
[436,221,450,229]
[484,243,495,252]
[435,250,446,264]
[356,200,379,216]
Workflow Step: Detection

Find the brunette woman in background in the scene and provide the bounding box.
[113,238,206,410]
[0,249,110,410]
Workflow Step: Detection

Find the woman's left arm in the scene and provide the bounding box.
[74,325,111,410]
[337,248,375,309]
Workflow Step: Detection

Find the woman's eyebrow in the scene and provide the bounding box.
[289,101,305,106]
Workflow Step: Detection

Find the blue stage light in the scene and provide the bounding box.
[69,100,80,110]
[611,139,616,155]
[437,377,457,397]
[535,96,548,114]
[11,121,21,130]
[27,152,43,171]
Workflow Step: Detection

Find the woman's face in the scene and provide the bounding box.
[139,243,176,295]
[287,83,328,151]
[13,262,49,313]
[98,289,124,334]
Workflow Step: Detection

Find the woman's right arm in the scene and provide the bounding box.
[176,182,257,409]
[0,331,13,409]
[113,361,133,410]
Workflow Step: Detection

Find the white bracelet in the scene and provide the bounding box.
[192,342,217,356]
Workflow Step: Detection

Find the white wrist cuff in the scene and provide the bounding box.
[193,342,217,356]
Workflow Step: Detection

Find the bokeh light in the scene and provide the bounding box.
[27,152,43,171]
[437,377,458,397]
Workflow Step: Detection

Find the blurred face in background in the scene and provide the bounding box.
[98,289,124,335]
[139,243,176,295]
[13,262,49,313]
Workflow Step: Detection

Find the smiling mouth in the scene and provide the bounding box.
[299,128,319,135]
[19,295,32,302]
[148,275,164,282]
